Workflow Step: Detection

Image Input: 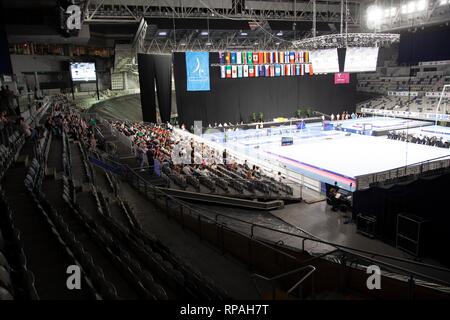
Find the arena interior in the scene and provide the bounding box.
[2,0,450,307]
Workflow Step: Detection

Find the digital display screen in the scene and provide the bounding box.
[344,47,379,72]
[70,62,97,82]
[309,49,340,74]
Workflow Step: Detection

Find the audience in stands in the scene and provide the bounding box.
[387,130,450,148]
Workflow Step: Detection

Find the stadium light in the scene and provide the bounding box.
[158,31,167,36]
[200,31,209,36]
[366,5,383,29]
[276,31,283,36]
[416,0,427,11]
[240,32,248,36]
[439,0,449,5]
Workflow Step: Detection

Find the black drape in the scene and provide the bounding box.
[173,52,373,128]
[353,172,450,265]
[137,53,172,123]
[153,54,172,123]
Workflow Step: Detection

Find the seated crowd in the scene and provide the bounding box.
[387,130,450,148]
[109,120,294,197]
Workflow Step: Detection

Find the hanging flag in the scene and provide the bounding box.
[255,65,259,77]
[220,65,226,78]
[242,52,247,64]
[304,51,309,63]
[300,64,304,76]
[226,65,232,78]
[253,52,259,64]
[299,51,304,63]
[247,52,253,64]
[274,51,279,64]
[305,63,310,74]
[265,65,270,77]
[279,51,284,64]
[284,51,289,63]
[237,65,243,78]
[231,52,237,64]
[219,52,225,65]
[269,65,274,77]
[225,52,231,64]
[280,64,285,76]
[259,65,265,77]
[236,52,242,64]
[248,65,255,77]
[259,52,264,64]
[289,52,295,64]
[309,64,314,75]
[295,64,300,76]
[243,65,249,77]
[275,64,281,77]
[285,64,290,76]
[291,64,296,76]
[231,65,237,78]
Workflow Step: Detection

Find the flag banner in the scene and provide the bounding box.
[259,65,265,77]
[231,52,237,64]
[225,52,231,64]
[265,65,270,77]
[242,52,247,64]
[249,65,255,77]
[285,51,289,63]
[255,65,259,77]
[291,64,296,76]
[259,52,264,64]
[305,63,310,74]
[279,52,284,64]
[269,65,274,77]
[236,52,242,64]
[220,65,226,78]
[295,64,300,76]
[285,64,290,76]
[290,52,295,64]
[280,64,285,76]
[275,64,281,76]
[253,52,259,64]
[243,64,249,77]
[226,65,232,78]
[247,52,253,64]
[219,52,225,65]
[300,64,304,76]
[305,51,309,63]
[309,64,314,75]
[231,65,237,78]
[295,52,300,63]
[237,65,243,78]
[300,51,304,63]
[186,51,210,91]
[274,52,279,64]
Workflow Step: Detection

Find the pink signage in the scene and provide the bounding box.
[334,72,350,84]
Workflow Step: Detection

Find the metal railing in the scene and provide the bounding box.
[252,265,316,299]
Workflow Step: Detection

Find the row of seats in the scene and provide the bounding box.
[0,129,25,180]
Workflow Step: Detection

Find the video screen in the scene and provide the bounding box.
[344,47,379,72]
[70,62,97,82]
[334,72,350,84]
[309,49,339,74]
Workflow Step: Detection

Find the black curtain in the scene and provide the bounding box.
[353,172,450,265]
[137,53,172,123]
[173,52,373,128]
[153,55,172,123]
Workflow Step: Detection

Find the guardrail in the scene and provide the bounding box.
[361,107,450,122]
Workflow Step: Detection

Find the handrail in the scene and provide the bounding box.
[251,265,316,298]
[92,114,450,290]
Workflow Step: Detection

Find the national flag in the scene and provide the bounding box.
[231,65,237,78]
[220,65,226,78]
[219,52,225,65]
[289,52,295,64]
[270,65,275,77]
[226,65,232,78]
[231,52,237,64]
[243,65,249,77]
[285,64,290,76]
[280,64,285,76]
[265,65,270,77]
[300,64,304,76]
[300,51,304,63]
[247,52,253,64]
[236,52,242,64]
[225,52,231,64]
[275,64,281,77]
[253,52,259,64]
[304,51,309,63]
[284,51,289,63]
[242,52,247,64]
[249,65,255,77]
[279,51,284,64]
[237,65,243,78]
[291,64,296,76]
[259,65,265,77]
[305,63,310,74]
[267,52,272,64]
[259,52,264,64]
[255,65,259,77]
[294,52,299,63]
[309,64,314,75]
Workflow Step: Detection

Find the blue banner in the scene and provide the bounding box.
[186,52,210,91]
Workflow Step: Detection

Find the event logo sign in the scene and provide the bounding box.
[334,72,350,84]
[186,52,210,91]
